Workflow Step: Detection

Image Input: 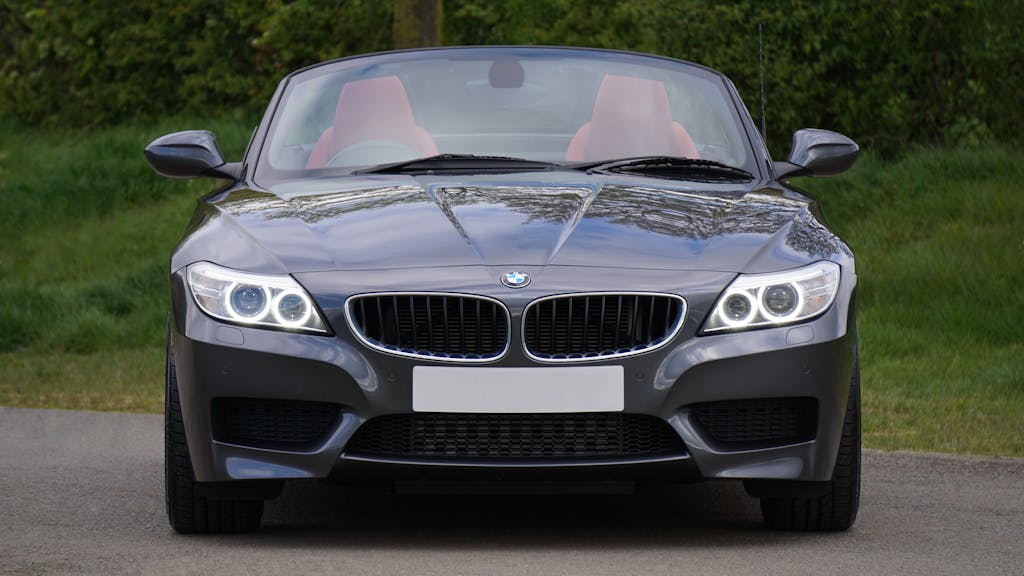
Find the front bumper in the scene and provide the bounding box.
[170,265,856,485]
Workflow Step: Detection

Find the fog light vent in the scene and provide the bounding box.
[689,397,818,447]
[212,397,342,450]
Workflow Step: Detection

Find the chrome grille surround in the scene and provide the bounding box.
[345,292,511,362]
[522,292,686,362]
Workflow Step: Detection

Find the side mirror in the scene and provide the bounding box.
[144,130,240,180]
[773,128,859,179]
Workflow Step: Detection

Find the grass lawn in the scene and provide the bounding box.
[803,148,1024,456]
[1,121,1021,456]
[0,118,250,411]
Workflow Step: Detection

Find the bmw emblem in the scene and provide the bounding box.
[501,271,531,289]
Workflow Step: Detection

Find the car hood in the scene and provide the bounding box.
[193,174,848,274]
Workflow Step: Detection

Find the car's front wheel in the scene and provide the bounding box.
[756,345,861,531]
[165,328,264,533]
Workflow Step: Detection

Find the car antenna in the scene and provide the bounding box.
[758,22,767,144]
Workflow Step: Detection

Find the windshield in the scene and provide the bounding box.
[257,48,757,182]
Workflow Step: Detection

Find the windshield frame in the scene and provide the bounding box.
[250,46,768,186]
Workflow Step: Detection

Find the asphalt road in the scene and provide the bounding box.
[1,407,1022,576]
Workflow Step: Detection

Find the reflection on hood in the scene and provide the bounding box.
[212,180,847,273]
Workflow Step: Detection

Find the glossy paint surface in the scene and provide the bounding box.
[165,47,858,487]
[173,173,851,276]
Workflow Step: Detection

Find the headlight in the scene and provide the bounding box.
[186,262,328,333]
[702,261,840,333]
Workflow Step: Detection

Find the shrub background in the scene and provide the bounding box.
[1,2,1021,454]
[2,0,1022,155]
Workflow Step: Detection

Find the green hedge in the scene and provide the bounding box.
[2,0,1021,154]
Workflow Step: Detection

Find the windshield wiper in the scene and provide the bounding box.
[563,156,754,182]
[352,154,557,175]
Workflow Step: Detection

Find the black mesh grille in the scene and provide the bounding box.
[524,294,683,360]
[212,398,342,449]
[689,397,818,446]
[348,294,508,360]
[345,413,686,461]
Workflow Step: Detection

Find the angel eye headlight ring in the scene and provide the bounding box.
[758,283,803,321]
[226,283,272,321]
[719,290,757,326]
[271,290,313,327]
[186,261,329,334]
[702,261,840,334]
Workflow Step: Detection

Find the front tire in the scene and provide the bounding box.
[759,346,861,531]
[165,328,264,533]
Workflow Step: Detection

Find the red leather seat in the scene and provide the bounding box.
[566,74,699,162]
[305,76,437,169]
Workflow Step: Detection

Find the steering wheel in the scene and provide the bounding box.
[325,140,423,168]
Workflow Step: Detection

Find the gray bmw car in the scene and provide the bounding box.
[146,46,861,534]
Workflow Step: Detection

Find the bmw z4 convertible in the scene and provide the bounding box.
[145,46,861,533]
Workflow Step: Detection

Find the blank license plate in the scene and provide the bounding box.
[412,366,624,413]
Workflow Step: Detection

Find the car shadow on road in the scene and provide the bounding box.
[228,479,827,550]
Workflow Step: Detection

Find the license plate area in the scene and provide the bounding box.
[412,366,624,413]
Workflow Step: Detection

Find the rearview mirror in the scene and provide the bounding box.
[774,128,858,179]
[144,130,240,180]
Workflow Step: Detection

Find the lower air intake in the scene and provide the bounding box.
[345,412,686,461]
[212,398,342,450]
[688,397,818,447]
